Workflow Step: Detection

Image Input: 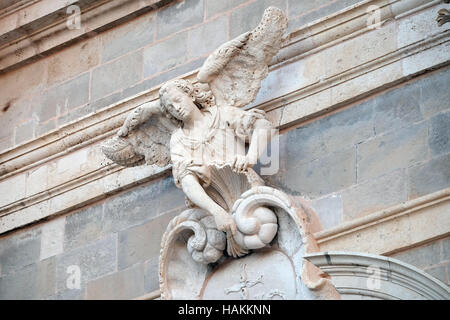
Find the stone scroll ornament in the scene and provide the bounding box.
[102,7,340,300]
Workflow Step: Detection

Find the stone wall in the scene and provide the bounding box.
[0,174,186,299]
[263,67,450,227]
[0,0,449,299]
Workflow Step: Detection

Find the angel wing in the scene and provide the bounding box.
[197,6,288,109]
[101,101,177,168]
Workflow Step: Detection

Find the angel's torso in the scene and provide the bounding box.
[170,105,247,167]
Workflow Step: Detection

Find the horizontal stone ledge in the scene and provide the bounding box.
[0,0,443,181]
[0,0,175,74]
[316,187,450,255]
[0,0,91,43]
[0,161,171,234]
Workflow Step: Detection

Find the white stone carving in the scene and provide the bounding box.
[102,6,288,259]
[102,7,340,299]
[224,264,264,299]
[305,251,450,300]
[159,184,340,300]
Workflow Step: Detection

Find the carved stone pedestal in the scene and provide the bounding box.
[158,178,340,300]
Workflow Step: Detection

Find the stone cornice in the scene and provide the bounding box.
[0,0,175,74]
[315,188,450,254]
[305,251,450,299]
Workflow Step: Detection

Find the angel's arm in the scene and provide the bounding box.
[180,174,236,235]
[118,101,160,137]
[197,32,250,83]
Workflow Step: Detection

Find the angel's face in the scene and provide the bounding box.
[162,86,197,122]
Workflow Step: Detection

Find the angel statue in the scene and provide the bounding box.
[102,7,288,262]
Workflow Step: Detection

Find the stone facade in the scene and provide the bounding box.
[0,0,449,299]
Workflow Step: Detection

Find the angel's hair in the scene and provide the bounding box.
[159,79,215,123]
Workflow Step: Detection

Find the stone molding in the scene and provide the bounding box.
[0,0,449,234]
[0,0,175,74]
[316,188,450,255]
[304,251,450,299]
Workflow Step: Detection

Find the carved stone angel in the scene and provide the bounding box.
[102,7,288,259]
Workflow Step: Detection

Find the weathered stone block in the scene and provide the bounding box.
[188,16,227,59]
[40,216,65,260]
[288,0,360,18]
[144,256,159,293]
[310,194,343,230]
[50,288,86,300]
[357,121,429,182]
[35,120,56,138]
[373,82,423,135]
[56,234,117,293]
[206,0,247,18]
[429,110,450,157]
[283,147,356,198]
[0,257,56,299]
[229,0,286,38]
[391,241,441,269]
[407,153,450,199]
[26,164,48,197]
[0,227,41,277]
[0,59,47,108]
[342,169,407,221]
[14,119,34,145]
[425,265,448,285]
[443,238,449,261]
[143,32,187,78]
[0,137,12,153]
[103,179,161,233]
[287,0,361,33]
[57,104,97,127]
[86,263,145,300]
[117,209,179,270]
[64,204,104,252]
[285,99,374,165]
[0,173,26,207]
[87,92,123,113]
[122,58,206,98]
[91,51,142,101]
[419,68,450,118]
[156,0,204,39]
[157,176,186,214]
[397,5,450,49]
[102,14,155,63]
[39,73,90,122]
[47,148,89,188]
[47,38,100,86]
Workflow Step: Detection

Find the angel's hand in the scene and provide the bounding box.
[214,208,237,236]
[250,108,266,118]
[232,154,252,173]
[117,126,129,137]
[117,117,137,137]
